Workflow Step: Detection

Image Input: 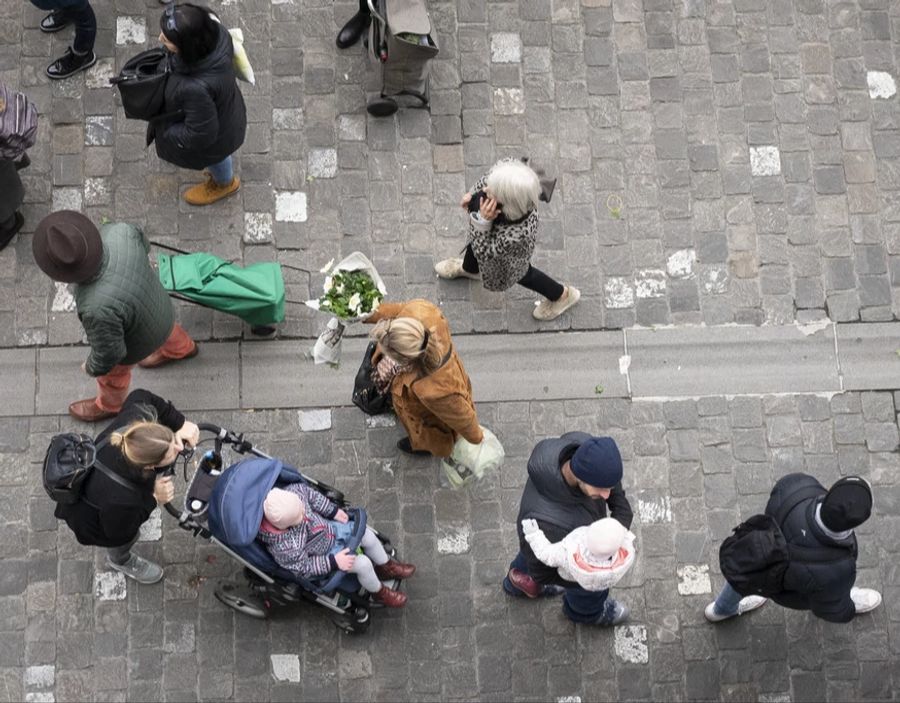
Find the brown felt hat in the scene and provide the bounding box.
[32,211,103,283]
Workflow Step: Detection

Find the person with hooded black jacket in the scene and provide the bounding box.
[504,431,634,626]
[706,473,881,624]
[151,3,247,207]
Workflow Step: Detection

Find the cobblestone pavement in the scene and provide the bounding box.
[3,0,900,701]
[0,394,898,701]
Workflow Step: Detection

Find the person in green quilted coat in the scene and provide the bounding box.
[32,211,199,422]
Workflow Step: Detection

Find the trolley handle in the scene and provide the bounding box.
[197,422,254,454]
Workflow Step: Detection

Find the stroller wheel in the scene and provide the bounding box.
[367,97,398,117]
[333,607,370,634]
[215,582,268,619]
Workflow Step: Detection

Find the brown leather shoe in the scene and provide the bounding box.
[373,585,407,608]
[138,343,199,369]
[507,568,542,599]
[68,398,117,422]
[375,559,416,581]
[183,176,240,206]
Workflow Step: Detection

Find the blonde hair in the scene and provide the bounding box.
[109,420,174,468]
[370,316,444,376]
[485,160,541,221]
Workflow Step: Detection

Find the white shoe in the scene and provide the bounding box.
[434,258,479,280]
[850,587,882,614]
[533,285,581,321]
[704,595,767,623]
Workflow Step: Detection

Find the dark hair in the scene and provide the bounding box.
[160,3,220,65]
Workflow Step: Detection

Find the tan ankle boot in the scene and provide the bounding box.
[183,175,241,206]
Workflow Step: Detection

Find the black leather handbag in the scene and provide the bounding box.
[352,342,393,415]
[110,48,171,121]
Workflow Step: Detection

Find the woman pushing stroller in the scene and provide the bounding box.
[258,484,415,608]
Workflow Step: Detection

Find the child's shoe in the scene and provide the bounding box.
[375,559,416,580]
[373,585,407,608]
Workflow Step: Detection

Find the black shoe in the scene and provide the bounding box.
[336,10,371,49]
[14,154,30,171]
[397,438,431,456]
[0,212,24,252]
[40,10,71,33]
[47,48,97,80]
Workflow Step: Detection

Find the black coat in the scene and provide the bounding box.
[515,432,634,587]
[0,160,24,222]
[148,23,247,171]
[55,390,186,548]
[765,473,858,623]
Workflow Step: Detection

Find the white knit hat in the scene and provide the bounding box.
[263,488,304,529]
[585,518,627,561]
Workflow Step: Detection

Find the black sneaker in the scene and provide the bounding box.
[46,48,97,80]
[40,10,71,33]
[397,437,431,456]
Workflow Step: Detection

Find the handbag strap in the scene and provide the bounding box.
[89,434,143,496]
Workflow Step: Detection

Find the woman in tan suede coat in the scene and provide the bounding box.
[366,299,483,457]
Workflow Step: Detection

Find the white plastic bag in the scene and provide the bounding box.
[229,28,255,85]
[305,252,387,365]
[441,427,505,489]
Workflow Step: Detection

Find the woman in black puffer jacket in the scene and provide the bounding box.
[151,3,247,207]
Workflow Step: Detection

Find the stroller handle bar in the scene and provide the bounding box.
[160,422,264,518]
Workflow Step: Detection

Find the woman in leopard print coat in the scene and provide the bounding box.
[434,158,581,321]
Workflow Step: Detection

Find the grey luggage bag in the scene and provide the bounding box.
[366,0,439,116]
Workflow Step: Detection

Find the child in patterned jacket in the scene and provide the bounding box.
[521,516,636,591]
[257,485,415,607]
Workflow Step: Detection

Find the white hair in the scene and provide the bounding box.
[485,160,541,221]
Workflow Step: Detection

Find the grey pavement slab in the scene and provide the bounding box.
[0,348,35,417]
[35,346,103,415]
[626,324,841,397]
[837,322,900,391]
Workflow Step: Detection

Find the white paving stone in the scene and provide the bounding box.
[604,277,634,309]
[365,414,396,428]
[867,70,897,99]
[85,58,115,89]
[338,114,366,141]
[84,178,111,206]
[244,212,274,244]
[556,698,582,703]
[271,654,301,682]
[308,148,338,178]
[25,694,54,703]
[138,508,162,541]
[637,495,672,523]
[51,283,76,313]
[491,33,522,63]
[275,191,308,222]
[749,145,781,176]
[702,265,729,294]
[24,665,54,690]
[635,269,667,298]
[676,564,712,595]
[298,408,332,431]
[52,188,82,212]
[437,525,470,554]
[84,116,113,146]
[614,625,649,664]
[116,16,146,45]
[666,249,696,278]
[94,571,127,601]
[493,88,526,115]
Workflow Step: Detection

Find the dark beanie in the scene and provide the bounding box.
[820,476,872,532]
[570,437,623,488]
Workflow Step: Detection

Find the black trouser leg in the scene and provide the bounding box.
[518,265,565,301]
[70,0,96,55]
[462,245,480,275]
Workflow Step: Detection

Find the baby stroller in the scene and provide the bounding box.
[365,0,439,117]
[162,423,400,634]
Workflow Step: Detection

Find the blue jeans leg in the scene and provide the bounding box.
[206,155,234,186]
[561,585,612,624]
[713,582,743,617]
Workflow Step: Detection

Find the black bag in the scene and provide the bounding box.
[110,48,170,121]
[352,342,393,415]
[43,434,140,507]
[719,484,823,597]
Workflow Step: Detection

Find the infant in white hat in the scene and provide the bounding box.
[522,517,636,591]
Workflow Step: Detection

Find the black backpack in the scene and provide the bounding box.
[43,434,139,507]
[110,48,171,121]
[719,484,824,597]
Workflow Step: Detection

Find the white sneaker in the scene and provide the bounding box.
[704,595,767,623]
[533,286,581,321]
[434,258,479,280]
[850,587,882,614]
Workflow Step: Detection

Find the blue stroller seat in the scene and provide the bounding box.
[207,456,368,595]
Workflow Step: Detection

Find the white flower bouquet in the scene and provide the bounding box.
[305,252,386,365]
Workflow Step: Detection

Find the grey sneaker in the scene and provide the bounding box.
[533,285,581,320]
[704,595,767,623]
[107,554,164,585]
[434,257,479,280]
[606,599,630,625]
